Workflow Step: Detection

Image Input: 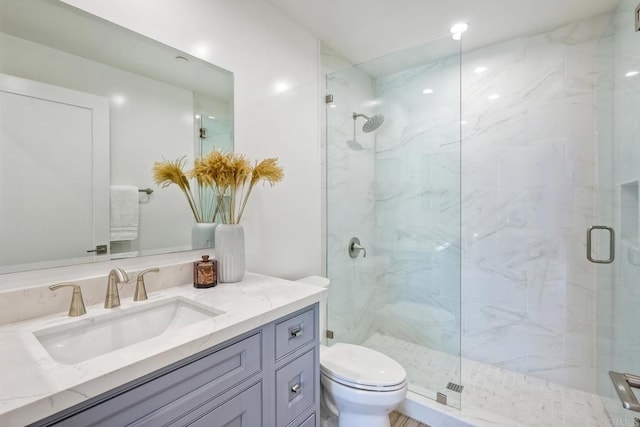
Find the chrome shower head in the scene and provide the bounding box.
[353,112,385,133]
[362,114,384,132]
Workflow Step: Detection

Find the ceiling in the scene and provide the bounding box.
[0,0,233,101]
[264,0,620,65]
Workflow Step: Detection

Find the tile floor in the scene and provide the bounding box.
[364,333,613,427]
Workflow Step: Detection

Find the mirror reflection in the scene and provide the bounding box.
[0,0,234,274]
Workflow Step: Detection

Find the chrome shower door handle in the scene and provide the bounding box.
[586,225,615,264]
[609,371,640,412]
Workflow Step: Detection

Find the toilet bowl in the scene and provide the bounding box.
[296,276,408,427]
[319,343,407,427]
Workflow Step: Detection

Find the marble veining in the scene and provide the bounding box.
[0,272,325,426]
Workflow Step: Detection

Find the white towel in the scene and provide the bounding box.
[110,185,139,241]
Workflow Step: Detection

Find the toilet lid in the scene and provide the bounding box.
[320,343,406,390]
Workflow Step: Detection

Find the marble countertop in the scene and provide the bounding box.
[0,273,326,426]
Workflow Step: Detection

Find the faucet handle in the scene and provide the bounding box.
[49,282,86,317]
[134,268,159,301]
[348,237,367,258]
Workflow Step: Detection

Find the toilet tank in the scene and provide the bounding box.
[295,276,329,345]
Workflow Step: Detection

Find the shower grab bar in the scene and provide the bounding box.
[139,188,154,195]
[586,225,615,264]
[609,371,640,413]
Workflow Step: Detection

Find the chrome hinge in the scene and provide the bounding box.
[436,392,447,405]
[636,3,640,31]
[325,94,334,104]
[199,127,208,138]
[326,330,334,339]
[86,244,107,255]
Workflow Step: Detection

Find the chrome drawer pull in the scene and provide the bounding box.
[290,327,302,338]
[291,383,301,394]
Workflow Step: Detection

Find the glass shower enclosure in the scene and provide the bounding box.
[596,0,640,425]
[324,35,463,408]
[325,2,640,423]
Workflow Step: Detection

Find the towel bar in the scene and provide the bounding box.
[139,188,154,195]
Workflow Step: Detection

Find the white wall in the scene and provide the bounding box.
[60,0,322,279]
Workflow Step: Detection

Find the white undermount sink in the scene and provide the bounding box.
[34,297,223,364]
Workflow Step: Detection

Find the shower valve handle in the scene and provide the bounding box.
[348,237,367,258]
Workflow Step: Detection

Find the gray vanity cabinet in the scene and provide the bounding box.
[31,304,319,427]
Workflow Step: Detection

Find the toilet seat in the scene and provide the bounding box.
[320,343,407,392]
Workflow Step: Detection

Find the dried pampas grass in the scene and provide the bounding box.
[153,156,201,222]
[154,152,283,224]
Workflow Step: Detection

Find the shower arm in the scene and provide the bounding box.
[353,112,371,120]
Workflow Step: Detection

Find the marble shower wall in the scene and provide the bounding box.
[323,44,382,345]
[372,47,462,357]
[461,14,611,393]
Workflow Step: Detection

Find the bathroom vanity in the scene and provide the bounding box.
[0,268,325,427]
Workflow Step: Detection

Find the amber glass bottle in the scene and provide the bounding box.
[193,255,217,288]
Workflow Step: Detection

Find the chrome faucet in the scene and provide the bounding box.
[105,267,129,308]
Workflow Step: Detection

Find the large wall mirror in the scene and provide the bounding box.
[0,0,234,274]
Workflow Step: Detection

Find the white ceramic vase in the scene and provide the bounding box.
[192,222,217,249]
[215,224,245,283]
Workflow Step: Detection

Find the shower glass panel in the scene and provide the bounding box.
[596,1,640,425]
[325,35,462,408]
[197,115,233,155]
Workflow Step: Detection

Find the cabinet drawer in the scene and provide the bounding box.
[49,333,262,427]
[275,349,316,427]
[294,413,315,427]
[275,308,315,359]
[169,382,262,427]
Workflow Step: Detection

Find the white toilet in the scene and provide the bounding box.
[296,276,408,427]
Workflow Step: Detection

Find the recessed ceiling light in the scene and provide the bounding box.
[474,66,488,74]
[450,22,469,40]
[625,70,639,77]
[422,88,434,94]
[191,44,210,58]
[450,22,469,34]
[195,114,201,119]
[274,80,291,94]
[488,94,500,100]
[111,94,127,106]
